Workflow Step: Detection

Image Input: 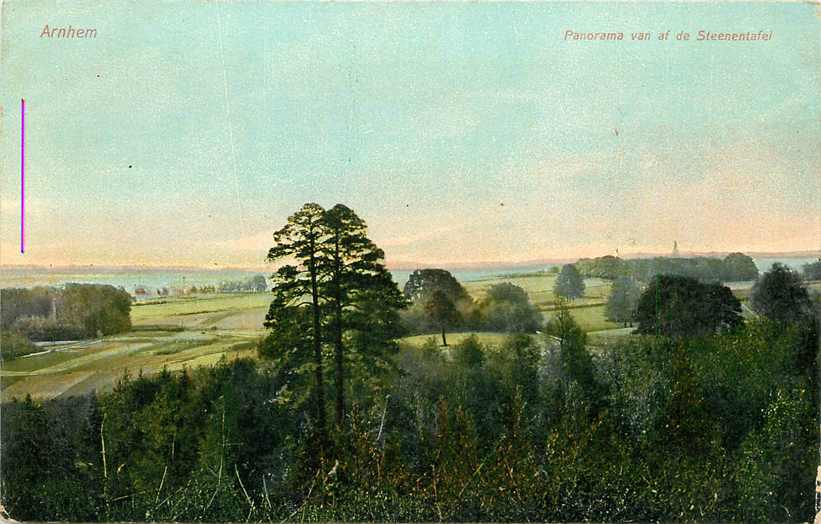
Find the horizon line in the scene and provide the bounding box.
[1,248,819,274]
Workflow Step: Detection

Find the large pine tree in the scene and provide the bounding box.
[320,204,406,427]
[265,203,329,448]
[264,203,406,440]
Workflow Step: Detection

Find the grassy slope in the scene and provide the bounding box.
[464,273,618,332]
[1,293,269,401]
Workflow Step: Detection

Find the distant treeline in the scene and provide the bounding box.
[0,284,131,354]
[216,274,268,293]
[139,275,268,297]
[804,260,821,281]
[576,253,759,282]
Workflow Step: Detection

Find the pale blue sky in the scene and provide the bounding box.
[1,1,819,267]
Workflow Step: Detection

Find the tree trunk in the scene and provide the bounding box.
[308,241,326,447]
[333,237,344,428]
[441,326,448,347]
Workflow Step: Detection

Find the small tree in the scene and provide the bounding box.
[751,263,813,325]
[723,253,759,281]
[425,290,460,346]
[605,276,640,327]
[554,264,585,301]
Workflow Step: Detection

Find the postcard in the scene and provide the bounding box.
[1,1,820,522]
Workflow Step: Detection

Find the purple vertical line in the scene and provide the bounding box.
[21,98,25,253]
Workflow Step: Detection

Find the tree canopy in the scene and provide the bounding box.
[424,289,460,346]
[722,253,759,281]
[751,263,813,325]
[262,202,406,444]
[604,276,641,326]
[403,268,471,304]
[554,264,585,300]
[477,282,542,333]
[634,274,743,338]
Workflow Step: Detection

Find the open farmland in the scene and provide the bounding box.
[463,272,619,332]
[0,293,269,401]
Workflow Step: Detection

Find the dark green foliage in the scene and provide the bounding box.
[0,286,54,328]
[265,202,330,449]
[319,204,407,427]
[263,203,407,437]
[477,282,542,333]
[575,255,627,279]
[751,263,814,325]
[403,268,471,304]
[2,315,818,523]
[58,284,132,337]
[2,284,131,342]
[544,304,602,410]
[1,394,102,521]
[553,264,585,300]
[634,274,742,338]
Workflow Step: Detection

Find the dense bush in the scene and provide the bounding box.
[2,311,816,522]
[0,330,39,360]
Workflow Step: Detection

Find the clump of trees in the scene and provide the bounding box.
[476,282,542,333]
[402,270,542,337]
[218,274,268,293]
[0,330,38,360]
[0,284,132,354]
[260,203,406,446]
[634,275,742,338]
[752,263,814,325]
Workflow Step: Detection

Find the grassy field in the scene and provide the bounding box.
[464,273,618,332]
[1,293,269,402]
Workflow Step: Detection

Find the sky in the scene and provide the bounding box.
[1,1,819,269]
